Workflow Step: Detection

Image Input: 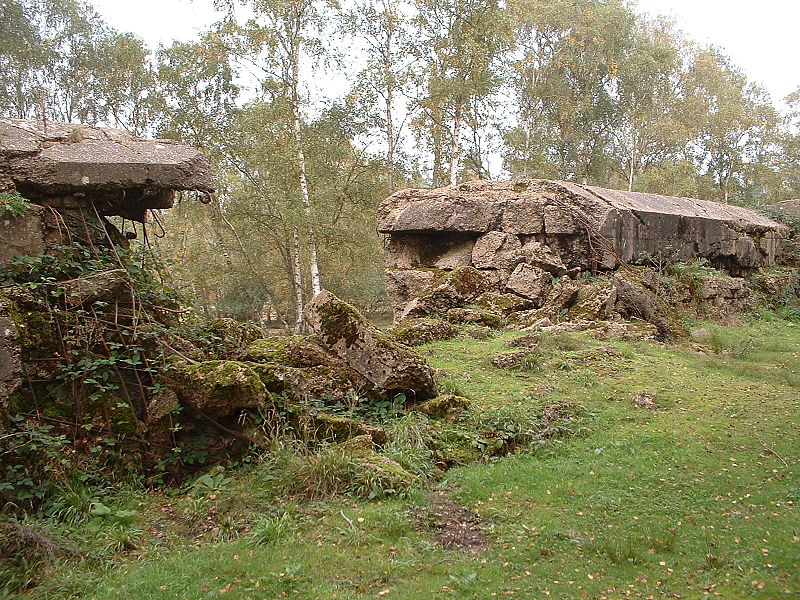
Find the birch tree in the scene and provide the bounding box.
[412,0,509,187]
[681,49,779,203]
[344,0,414,192]
[215,0,333,329]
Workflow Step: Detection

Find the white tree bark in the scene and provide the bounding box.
[291,227,306,333]
[449,102,463,187]
[289,20,323,297]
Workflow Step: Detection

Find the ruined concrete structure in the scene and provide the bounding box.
[1,118,214,410]
[0,118,214,265]
[1,119,440,457]
[378,180,788,319]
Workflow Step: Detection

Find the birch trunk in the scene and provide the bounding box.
[449,102,463,187]
[289,23,322,297]
[291,228,306,333]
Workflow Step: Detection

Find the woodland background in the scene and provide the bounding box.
[2,0,798,325]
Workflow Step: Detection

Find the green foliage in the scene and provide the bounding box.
[463,402,586,457]
[248,512,297,546]
[661,258,726,293]
[0,417,75,512]
[0,191,27,219]
[188,467,233,497]
[259,436,417,500]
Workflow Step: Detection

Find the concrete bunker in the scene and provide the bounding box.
[378,179,788,319]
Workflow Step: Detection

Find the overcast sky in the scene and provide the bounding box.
[91,0,799,104]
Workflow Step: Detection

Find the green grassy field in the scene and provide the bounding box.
[16,316,800,600]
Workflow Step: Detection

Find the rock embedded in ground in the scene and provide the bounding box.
[410,394,470,421]
[305,290,437,401]
[279,403,388,445]
[490,348,540,370]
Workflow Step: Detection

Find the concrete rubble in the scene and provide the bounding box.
[305,290,437,400]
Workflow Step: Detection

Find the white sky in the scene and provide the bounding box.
[90,0,799,105]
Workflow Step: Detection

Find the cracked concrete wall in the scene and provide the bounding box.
[0,204,46,267]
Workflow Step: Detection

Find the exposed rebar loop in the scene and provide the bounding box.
[547,187,629,273]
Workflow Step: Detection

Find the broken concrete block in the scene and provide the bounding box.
[0,203,45,266]
[568,281,617,321]
[378,179,788,320]
[392,319,459,347]
[520,240,568,275]
[53,269,130,308]
[399,267,488,320]
[613,274,685,339]
[0,118,214,196]
[505,264,553,304]
[543,204,579,234]
[385,268,439,314]
[305,290,436,400]
[473,291,534,315]
[167,360,272,417]
[471,231,522,269]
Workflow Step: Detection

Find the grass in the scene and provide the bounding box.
[9,315,800,599]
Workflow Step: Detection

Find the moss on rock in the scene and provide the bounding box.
[201,318,263,359]
[446,307,505,328]
[392,319,459,346]
[305,291,437,401]
[473,291,534,315]
[245,334,333,368]
[168,360,271,415]
[410,394,470,421]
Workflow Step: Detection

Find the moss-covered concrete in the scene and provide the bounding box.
[392,319,459,347]
[446,307,505,328]
[168,360,271,415]
[473,291,533,315]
